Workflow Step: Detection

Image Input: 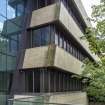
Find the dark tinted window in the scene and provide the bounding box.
[32,29,41,47]
[30,25,87,62]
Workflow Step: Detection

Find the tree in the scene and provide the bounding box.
[82,60,105,102]
[82,0,105,102]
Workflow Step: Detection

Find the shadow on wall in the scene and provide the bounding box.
[89,102,105,105]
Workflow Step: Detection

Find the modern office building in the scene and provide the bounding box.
[0,0,99,105]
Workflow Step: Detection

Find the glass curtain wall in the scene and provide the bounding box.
[0,0,25,105]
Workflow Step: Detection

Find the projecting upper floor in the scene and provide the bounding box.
[7,0,99,62]
[12,0,101,76]
[8,0,91,32]
[19,45,83,75]
[28,2,99,62]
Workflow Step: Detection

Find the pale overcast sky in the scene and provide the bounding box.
[81,0,100,17]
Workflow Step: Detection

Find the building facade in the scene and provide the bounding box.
[0,0,99,105]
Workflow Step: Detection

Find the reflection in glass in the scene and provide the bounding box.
[32,26,51,47]
[0,35,8,53]
[7,0,25,19]
[7,56,16,71]
[0,93,7,105]
[0,16,6,34]
[41,27,50,46]
[0,54,6,71]
[6,20,22,35]
[7,2,16,19]
[16,3,24,16]
[59,35,63,48]
[64,40,66,50]
[32,29,41,47]
[10,34,18,41]
[7,39,18,56]
[0,0,6,17]
[0,0,25,105]
[55,33,59,45]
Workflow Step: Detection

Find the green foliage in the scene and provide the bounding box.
[85,28,100,54]
[87,0,105,55]
[82,0,105,102]
[82,60,105,102]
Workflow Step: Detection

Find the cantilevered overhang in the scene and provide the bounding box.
[30,3,59,27]
[29,3,100,62]
[21,45,83,75]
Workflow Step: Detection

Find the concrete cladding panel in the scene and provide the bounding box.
[22,45,83,75]
[30,3,60,28]
[54,46,83,75]
[22,47,49,69]
[59,3,89,51]
[74,0,92,27]
[59,3,100,62]
[12,92,88,105]
[49,92,88,105]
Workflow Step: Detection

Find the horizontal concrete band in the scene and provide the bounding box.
[22,45,83,75]
[12,92,88,105]
[73,0,92,27]
[29,3,100,62]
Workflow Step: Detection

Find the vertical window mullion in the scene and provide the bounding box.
[32,71,35,93]
[45,0,47,6]
[48,70,50,92]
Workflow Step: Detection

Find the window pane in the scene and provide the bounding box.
[41,27,50,46]
[55,33,59,45]
[59,35,63,48]
[0,53,2,71]
[25,71,33,92]
[6,20,21,36]
[10,34,18,40]
[32,29,41,47]
[18,33,22,49]
[7,0,16,19]
[47,0,55,5]
[7,56,16,71]
[67,42,69,52]
[0,35,7,53]
[64,40,66,50]
[0,16,6,35]
[7,0,25,19]
[7,39,18,56]
[0,54,6,71]
[0,93,7,105]
[0,0,6,17]
[0,73,12,92]
[2,54,6,71]
[39,0,46,8]
[50,26,55,44]
[17,3,24,16]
